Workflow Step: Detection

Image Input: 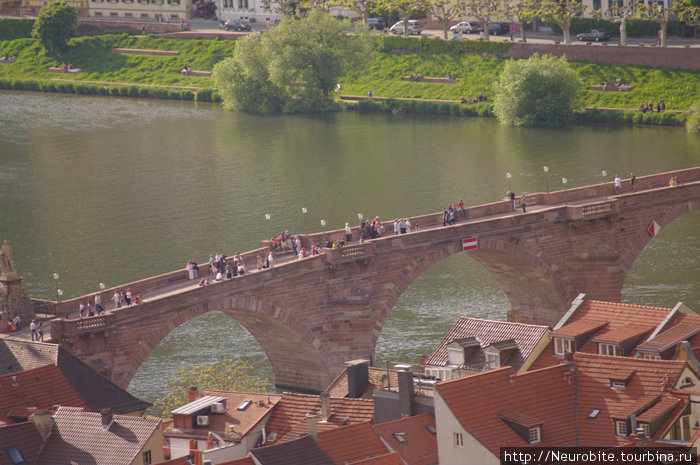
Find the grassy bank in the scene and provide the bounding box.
[1,33,698,124]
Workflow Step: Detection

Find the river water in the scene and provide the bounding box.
[0,91,698,403]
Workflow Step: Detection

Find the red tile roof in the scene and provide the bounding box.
[592,325,655,344]
[636,314,700,354]
[316,421,389,465]
[217,457,256,465]
[371,413,438,465]
[435,353,691,456]
[0,421,44,465]
[265,393,374,443]
[563,300,676,329]
[349,452,404,465]
[37,406,162,465]
[0,364,88,417]
[425,317,548,372]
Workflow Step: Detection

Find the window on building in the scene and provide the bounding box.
[143,450,152,465]
[554,338,574,356]
[95,11,103,15]
[679,377,694,388]
[454,432,464,447]
[615,420,628,437]
[243,0,248,7]
[639,423,651,439]
[485,352,499,369]
[6,448,24,465]
[598,343,621,356]
[643,354,661,360]
[238,0,243,7]
[529,427,542,444]
[593,0,601,8]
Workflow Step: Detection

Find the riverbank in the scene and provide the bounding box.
[0,34,697,125]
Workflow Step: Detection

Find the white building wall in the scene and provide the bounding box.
[579,0,673,18]
[217,0,279,24]
[434,390,500,465]
[88,0,191,21]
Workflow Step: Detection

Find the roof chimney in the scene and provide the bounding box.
[189,386,200,403]
[320,391,331,422]
[33,409,53,440]
[634,427,648,447]
[397,368,414,418]
[346,360,369,398]
[101,408,114,430]
[306,413,318,440]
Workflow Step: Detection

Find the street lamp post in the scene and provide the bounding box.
[562,177,568,204]
[53,273,61,303]
[265,213,271,242]
[543,166,549,193]
[321,219,326,247]
[506,172,512,194]
[301,207,308,234]
[602,170,608,197]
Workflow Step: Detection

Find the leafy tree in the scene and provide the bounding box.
[687,99,700,133]
[504,0,538,42]
[599,0,643,46]
[32,0,78,55]
[494,53,581,127]
[214,35,286,112]
[261,0,298,16]
[673,0,700,38]
[461,0,505,41]
[428,0,464,39]
[380,0,428,35]
[214,10,375,112]
[639,3,670,47]
[151,358,269,418]
[338,0,376,25]
[539,0,586,44]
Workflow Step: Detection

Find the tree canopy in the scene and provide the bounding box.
[214,10,375,112]
[32,0,78,55]
[494,53,581,127]
[151,358,269,418]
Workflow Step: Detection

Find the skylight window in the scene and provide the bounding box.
[588,409,600,419]
[393,432,407,444]
[424,424,437,435]
[237,400,251,410]
[6,447,24,465]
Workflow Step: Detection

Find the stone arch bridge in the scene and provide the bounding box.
[43,167,700,392]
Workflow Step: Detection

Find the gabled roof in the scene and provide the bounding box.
[265,393,374,443]
[326,366,400,399]
[251,435,334,465]
[636,314,700,354]
[316,421,389,465]
[371,413,438,465]
[0,339,150,414]
[36,406,162,465]
[425,317,548,372]
[218,457,257,465]
[434,353,690,456]
[0,421,44,465]
[0,364,89,416]
[348,452,404,465]
[530,299,681,370]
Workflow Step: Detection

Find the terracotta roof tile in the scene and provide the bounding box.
[550,320,607,338]
[265,393,374,443]
[316,421,389,465]
[0,421,44,465]
[0,365,88,416]
[425,317,548,373]
[637,316,700,353]
[217,457,257,465]
[0,339,59,375]
[636,396,681,423]
[435,353,690,456]
[565,300,675,331]
[371,413,438,465]
[37,406,162,465]
[592,325,655,344]
[348,452,405,465]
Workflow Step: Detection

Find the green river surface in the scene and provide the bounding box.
[0,90,698,402]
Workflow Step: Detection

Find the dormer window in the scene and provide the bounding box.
[615,420,628,437]
[554,337,574,356]
[598,343,621,356]
[638,423,650,439]
[610,380,627,389]
[679,377,694,388]
[485,352,500,369]
[528,426,542,444]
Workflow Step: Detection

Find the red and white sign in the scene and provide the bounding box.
[462,236,478,251]
[647,220,661,237]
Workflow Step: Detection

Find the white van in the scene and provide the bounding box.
[390,20,423,35]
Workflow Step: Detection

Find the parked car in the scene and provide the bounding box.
[221,19,251,32]
[576,29,612,42]
[450,21,482,34]
[368,17,385,30]
[389,20,423,35]
[488,22,510,35]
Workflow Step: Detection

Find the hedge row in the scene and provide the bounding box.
[380,36,511,55]
[349,98,494,117]
[0,18,34,40]
[550,18,683,37]
[0,77,220,102]
[575,108,687,126]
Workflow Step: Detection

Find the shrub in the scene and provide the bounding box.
[494,54,580,127]
[0,19,35,40]
[32,0,78,55]
[686,100,700,133]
